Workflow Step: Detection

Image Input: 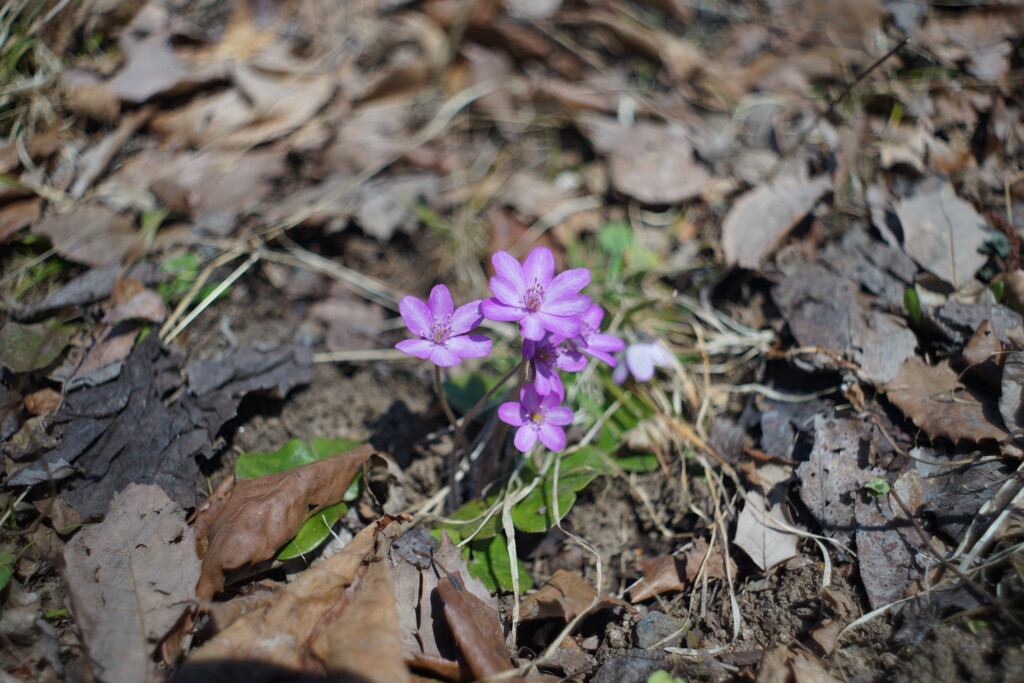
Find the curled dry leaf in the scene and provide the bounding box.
[196,444,375,600]
[185,515,411,676]
[721,175,832,270]
[630,537,736,602]
[884,356,1008,444]
[437,572,514,679]
[520,569,631,622]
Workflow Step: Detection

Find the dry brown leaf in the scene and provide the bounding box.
[437,572,514,680]
[63,484,200,683]
[629,538,735,602]
[885,356,1008,443]
[733,490,800,572]
[721,175,832,270]
[69,105,155,198]
[23,388,61,416]
[999,350,1024,436]
[104,288,167,324]
[960,320,1003,391]
[854,495,923,611]
[574,113,709,205]
[311,559,412,683]
[32,204,141,268]
[0,198,41,243]
[196,444,375,600]
[186,515,411,674]
[894,181,989,291]
[520,569,631,622]
[107,3,226,104]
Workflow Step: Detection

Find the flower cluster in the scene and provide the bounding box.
[397,246,635,452]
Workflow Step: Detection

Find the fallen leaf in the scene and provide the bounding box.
[722,175,832,270]
[67,323,139,389]
[196,444,376,600]
[69,105,155,198]
[520,569,631,622]
[107,3,226,104]
[0,319,77,373]
[733,490,801,572]
[22,262,166,316]
[854,494,923,610]
[630,538,735,602]
[438,571,513,679]
[32,204,141,268]
[796,414,882,546]
[575,113,709,205]
[884,356,1008,443]
[310,559,412,683]
[63,484,200,683]
[894,181,989,290]
[960,320,1002,391]
[103,288,167,324]
[0,198,42,242]
[23,389,61,417]
[184,515,410,674]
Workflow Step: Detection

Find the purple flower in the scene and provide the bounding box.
[523,333,587,397]
[498,383,574,451]
[612,339,674,384]
[395,284,492,367]
[481,247,591,341]
[571,304,625,366]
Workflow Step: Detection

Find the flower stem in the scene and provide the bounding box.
[435,364,471,512]
[459,360,523,428]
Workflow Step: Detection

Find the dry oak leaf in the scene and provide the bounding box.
[733,490,800,572]
[184,515,411,676]
[721,174,832,270]
[63,484,200,683]
[884,356,1008,444]
[438,572,514,680]
[196,443,375,600]
[520,569,632,622]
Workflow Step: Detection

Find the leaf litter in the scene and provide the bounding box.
[2,0,1024,681]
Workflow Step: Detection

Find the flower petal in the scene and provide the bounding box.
[547,268,591,301]
[537,423,566,451]
[536,312,582,338]
[582,333,625,366]
[446,334,492,359]
[558,350,587,372]
[626,344,656,381]
[612,360,628,385]
[428,284,454,319]
[533,365,562,396]
[491,251,526,293]
[520,314,547,341]
[580,303,605,329]
[545,405,574,426]
[519,383,543,411]
[481,299,523,322]
[498,402,526,426]
[523,246,554,286]
[451,300,484,334]
[542,293,591,317]
[429,345,462,367]
[399,296,432,338]
[489,276,523,307]
[514,425,538,452]
[396,338,435,360]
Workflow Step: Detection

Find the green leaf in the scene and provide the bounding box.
[235,437,363,479]
[438,498,501,541]
[467,533,533,593]
[904,287,922,328]
[0,551,14,592]
[511,449,605,533]
[442,372,501,416]
[276,501,348,560]
[614,452,661,473]
[598,222,633,256]
[864,477,891,498]
[0,319,77,372]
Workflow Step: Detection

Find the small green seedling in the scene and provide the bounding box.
[864,477,891,498]
[646,671,685,683]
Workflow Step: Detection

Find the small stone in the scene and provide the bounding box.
[593,649,664,683]
[634,611,683,649]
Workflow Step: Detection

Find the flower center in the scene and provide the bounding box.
[523,281,545,312]
[430,316,453,344]
[529,411,544,423]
